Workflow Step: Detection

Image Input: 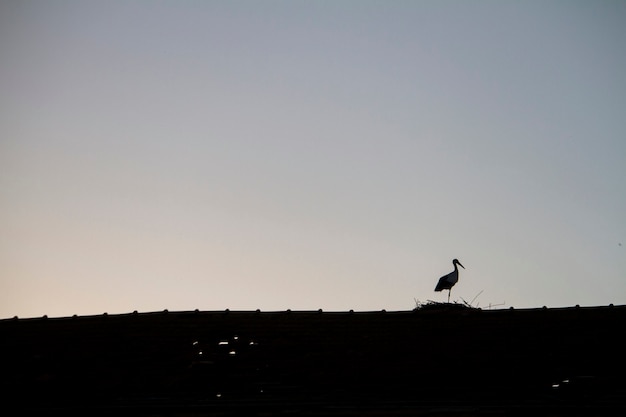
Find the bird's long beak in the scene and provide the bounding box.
[458,262,465,269]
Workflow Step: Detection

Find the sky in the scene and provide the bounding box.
[1,1,625,319]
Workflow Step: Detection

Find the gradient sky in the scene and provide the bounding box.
[1,1,625,319]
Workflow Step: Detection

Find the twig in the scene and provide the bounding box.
[470,290,484,306]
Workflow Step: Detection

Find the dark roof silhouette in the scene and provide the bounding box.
[2,305,626,416]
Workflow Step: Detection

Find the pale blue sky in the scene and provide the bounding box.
[1,1,625,318]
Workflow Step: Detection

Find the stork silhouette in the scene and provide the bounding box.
[434,259,465,303]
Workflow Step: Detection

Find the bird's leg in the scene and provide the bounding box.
[448,289,451,303]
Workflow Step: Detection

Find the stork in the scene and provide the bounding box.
[434,259,465,303]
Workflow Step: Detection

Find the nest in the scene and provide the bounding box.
[413,300,477,311]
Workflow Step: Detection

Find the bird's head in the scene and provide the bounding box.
[453,259,465,269]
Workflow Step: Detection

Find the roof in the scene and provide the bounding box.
[2,305,625,416]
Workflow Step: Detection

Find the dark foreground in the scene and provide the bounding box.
[2,305,625,416]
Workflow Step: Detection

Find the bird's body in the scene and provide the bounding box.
[435,259,465,302]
